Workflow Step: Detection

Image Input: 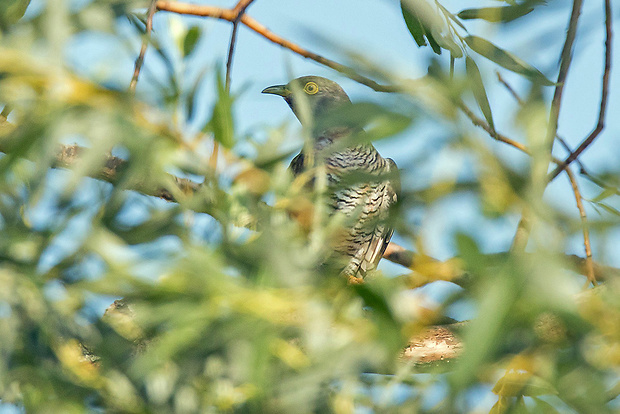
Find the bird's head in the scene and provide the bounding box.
[262,76,351,128]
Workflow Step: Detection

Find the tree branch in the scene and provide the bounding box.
[154,1,398,92]
[546,0,583,154]
[225,0,256,91]
[548,0,612,180]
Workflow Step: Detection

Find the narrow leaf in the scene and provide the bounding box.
[401,0,426,48]
[590,188,617,203]
[597,202,620,217]
[183,26,202,57]
[186,68,207,122]
[465,35,554,85]
[457,5,534,22]
[400,0,442,55]
[206,71,235,148]
[466,56,495,130]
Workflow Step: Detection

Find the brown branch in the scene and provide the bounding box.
[154,1,398,92]
[548,0,612,181]
[458,102,531,155]
[129,0,158,93]
[546,0,584,154]
[38,144,199,203]
[402,324,463,364]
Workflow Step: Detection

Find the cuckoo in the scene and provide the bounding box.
[262,76,399,279]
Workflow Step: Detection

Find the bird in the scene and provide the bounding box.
[262,76,399,279]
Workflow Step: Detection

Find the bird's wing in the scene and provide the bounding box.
[289,152,305,176]
[353,158,399,277]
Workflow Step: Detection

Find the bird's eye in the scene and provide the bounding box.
[303,81,319,95]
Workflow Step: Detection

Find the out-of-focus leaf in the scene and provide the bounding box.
[465,35,554,85]
[490,396,510,414]
[0,0,30,30]
[457,5,534,22]
[183,26,202,57]
[205,71,234,148]
[531,397,562,414]
[320,102,412,144]
[466,56,495,130]
[186,68,207,122]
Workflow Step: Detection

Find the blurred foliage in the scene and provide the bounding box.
[0,0,618,413]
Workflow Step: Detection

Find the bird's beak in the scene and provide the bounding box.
[261,84,291,97]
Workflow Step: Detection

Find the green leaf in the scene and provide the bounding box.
[186,69,207,123]
[126,13,147,34]
[466,56,495,130]
[465,35,554,85]
[0,0,30,29]
[531,397,562,414]
[597,202,620,217]
[590,188,617,203]
[183,26,202,57]
[320,102,413,143]
[400,0,441,55]
[457,5,534,22]
[205,71,235,148]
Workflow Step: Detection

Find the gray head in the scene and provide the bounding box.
[262,76,351,126]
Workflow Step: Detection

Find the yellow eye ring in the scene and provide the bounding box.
[304,81,319,95]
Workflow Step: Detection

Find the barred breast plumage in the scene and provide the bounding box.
[263,76,399,278]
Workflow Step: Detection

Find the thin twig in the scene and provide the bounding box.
[225,0,256,91]
[496,71,523,105]
[556,134,586,172]
[564,168,596,286]
[155,1,398,92]
[221,1,256,171]
[129,0,159,93]
[458,102,531,155]
[548,0,612,180]
[546,0,583,153]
